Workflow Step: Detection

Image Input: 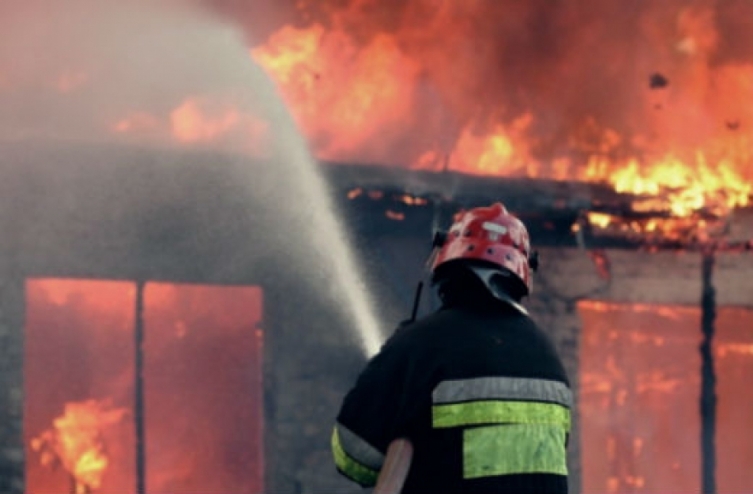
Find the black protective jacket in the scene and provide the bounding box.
[332,296,571,494]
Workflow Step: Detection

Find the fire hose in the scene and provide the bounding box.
[373,438,414,494]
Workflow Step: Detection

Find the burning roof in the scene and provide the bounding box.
[247,2,753,170]
[0,0,751,250]
[247,0,753,245]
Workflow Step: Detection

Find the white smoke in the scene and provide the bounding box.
[0,0,384,355]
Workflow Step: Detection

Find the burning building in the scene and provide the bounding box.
[1,0,753,493]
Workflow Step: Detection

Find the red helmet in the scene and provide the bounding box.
[431,203,536,296]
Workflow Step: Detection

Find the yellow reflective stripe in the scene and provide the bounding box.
[335,422,384,469]
[463,424,568,478]
[432,400,571,429]
[331,427,379,486]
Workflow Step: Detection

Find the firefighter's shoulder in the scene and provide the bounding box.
[379,310,445,355]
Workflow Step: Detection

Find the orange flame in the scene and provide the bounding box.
[437,113,538,177]
[6,0,753,240]
[112,97,269,153]
[170,99,241,144]
[15,1,740,245]
[252,23,419,163]
[250,2,753,242]
[30,400,128,493]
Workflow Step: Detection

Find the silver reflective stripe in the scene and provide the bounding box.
[335,422,385,470]
[433,377,572,408]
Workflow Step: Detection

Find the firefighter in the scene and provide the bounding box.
[331,202,571,494]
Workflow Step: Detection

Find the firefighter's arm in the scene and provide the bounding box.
[373,438,414,494]
[331,333,417,487]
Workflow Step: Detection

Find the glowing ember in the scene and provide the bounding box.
[585,210,730,244]
[347,188,363,199]
[30,400,128,494]
[396,194,428,206]
[587,213,613,230]
[384,209,405,221]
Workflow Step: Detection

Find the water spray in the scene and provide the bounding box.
[239,32,384,357]
[0,0,386,358]
[258,96,385,357]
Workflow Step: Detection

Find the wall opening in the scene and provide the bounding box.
[579,301,753,494]
[24,279,264,494]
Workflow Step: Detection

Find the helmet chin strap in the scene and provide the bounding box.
[468,266,529,316]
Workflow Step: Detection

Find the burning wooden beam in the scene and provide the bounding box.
[323,161,753,252]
